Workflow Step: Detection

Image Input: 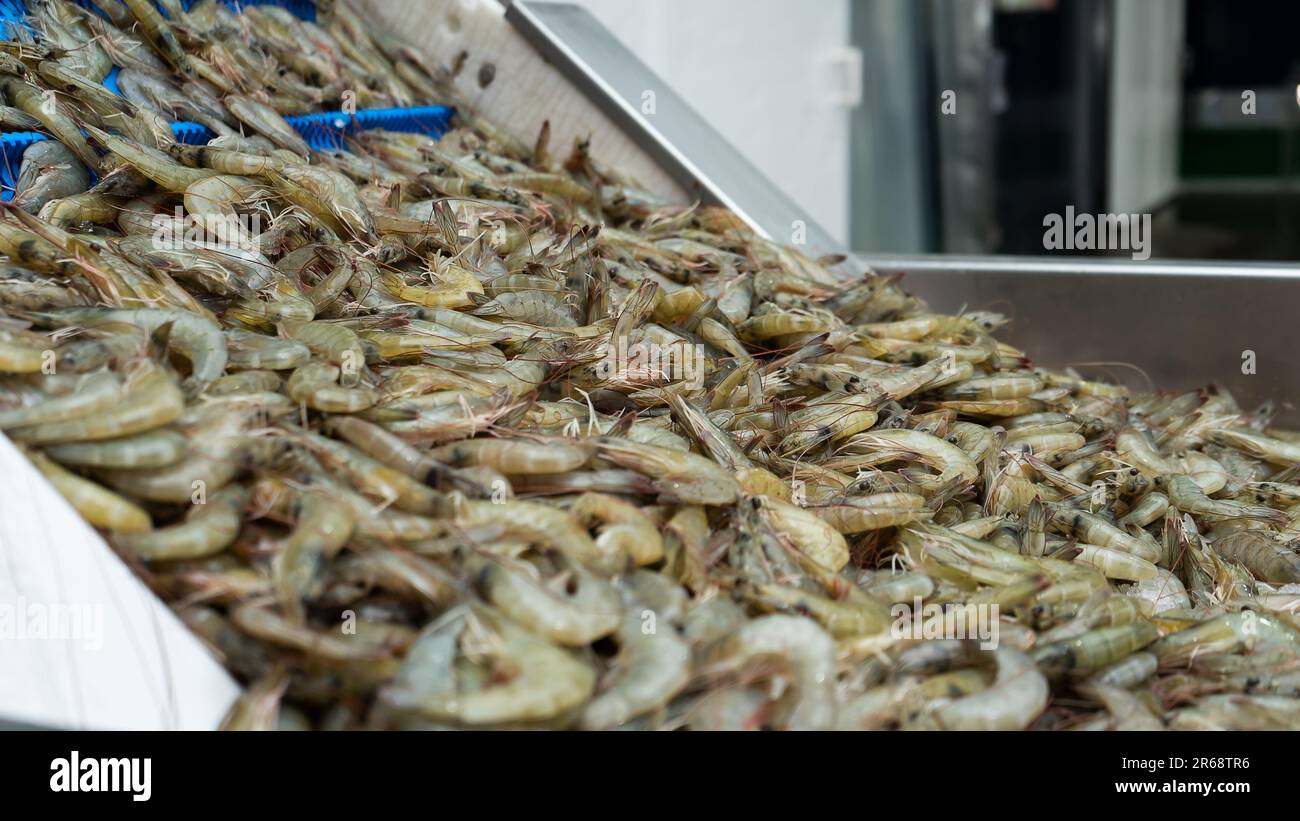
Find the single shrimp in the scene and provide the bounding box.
[1077,680,1164,730]
[593,436,741,506]
[1074,544,1160,581]
[381,604,596,726]
[568,492,665,566]
[1088,651,1158,689]
[271,490,357,621]
[25,447,151,533]
[219,667,289,731]
[1155,474,1287,525]
[707,615,837,730]
[43,429,187,470]
[458,499,618,573]
[1207,428,1300,467]
[1032,622,1160,674]
[476,553,622,646]
[934,647,1048,730]
[429,436,591,475]
[579,598,692,730]
[1048,505,1161,563]
[834,428,980,492]
[809,492,928,534]
[1210,530,1300,583]
[229,604,390,663]
[1118,491,1169,528]
[287,361,379,413]
[753,495,850,571]
[1150,609,1300,666]
[115,484,248,560]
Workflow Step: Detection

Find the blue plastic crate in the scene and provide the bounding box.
[219,0,317,21]
[70,0,316,21]
[0,130,48,203]
[168,120,211,144]
[0,0,30,36]
[0,120,214,200]
[287,106,455,152]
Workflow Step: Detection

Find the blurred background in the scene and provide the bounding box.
[569,0,1300,260]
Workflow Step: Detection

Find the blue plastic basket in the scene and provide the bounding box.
[0,0,450,193]
[0,0,30,36]
[288,106,455,152]
[69,0,317,21]
[0,119,231,200]
[0,130,48,202]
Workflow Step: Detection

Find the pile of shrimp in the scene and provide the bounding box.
[2,0,1300,731]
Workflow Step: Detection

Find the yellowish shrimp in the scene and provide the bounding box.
[752,495,849,571]
[8,359,182,444]
[430,436,591,475]
[42,430,187,470]
[1119,491,1169,528]
[594,437,741,506]
[941,373,1043,400]
[381,604,596,726]
[1155,474,1287,524]
[477,554,622,646]
[579,601,692,730]
[25,448,151,533]
[290,428,443,515]
[1211,530,1300,583]
[834,428,979,492]
[287,361,379,413]
[934,397,1045,417]
[741,580,891,638]
[1074,544,1160,582]
[778,391,881,453]
[278,319,366,371]
[568,492,664,566]
[381,264,484,309]
[458,499,619,573]
[1032,622,1159,674]
[933,648,1048,730]
[1049,505,1161,563]
[83,124,213,191]
[116,484,247,560]
[810,492,928,534]
[707,615,837,730]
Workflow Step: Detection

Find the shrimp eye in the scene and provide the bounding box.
[1130,468,1138,475]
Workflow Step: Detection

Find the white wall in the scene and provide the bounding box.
[1109,0,1185,214]
[563,0,853,244]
